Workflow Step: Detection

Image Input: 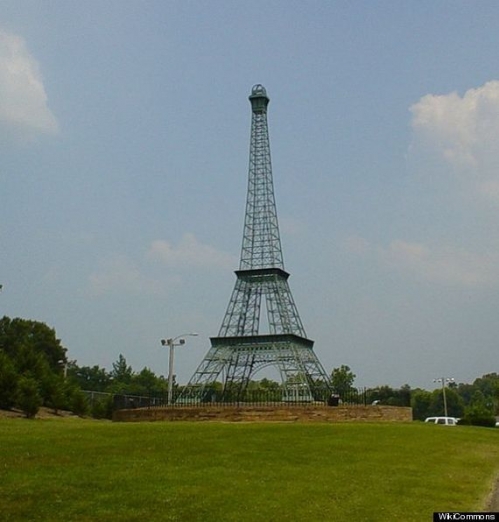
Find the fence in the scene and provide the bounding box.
[139,387,370,410]
[82,390,158,411]
[83,387,411,411]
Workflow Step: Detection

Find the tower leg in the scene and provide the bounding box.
[180,338,331,404]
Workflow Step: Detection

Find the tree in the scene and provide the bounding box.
[131,367,166,396]
[460,390,496,427]
[111,354,133,386]
[259,378,281,391]
[90,394,114,419]
[0,351,18,409]
[330,365,356,396]
[0,316,70,411]
[472,374,499,414]
[16,376,42,419]
[241,378,282,401]
[0,316,67,371]
[473,373,499,396]
[411,389,432,420]
[14,344,51,382]
[428,387,464,418]
[455,382,476,406]
[43,374,67,414]
[367,385,411,407]
[68,386,90,417]
[68,363,111,392]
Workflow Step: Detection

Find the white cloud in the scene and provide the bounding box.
[346,235,497,287]
[379,240,495,287]
[0,30,58,135]
[410,80,499,201]
[88,255,168,296]
[88,235,235,296]
[403,81,499,286]
[148,233,237,269]
[411,80,499,166]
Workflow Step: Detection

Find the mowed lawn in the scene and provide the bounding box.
[0,418,498,521]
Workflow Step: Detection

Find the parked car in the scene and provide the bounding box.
[424,416,458,426]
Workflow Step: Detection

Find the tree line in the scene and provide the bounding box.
[0,317,170,418]
[0,316,498,425]
[330,364,499,427]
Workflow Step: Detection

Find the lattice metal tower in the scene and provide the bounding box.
[180,85,331,402]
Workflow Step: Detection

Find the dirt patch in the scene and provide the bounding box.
[485,476,499,510]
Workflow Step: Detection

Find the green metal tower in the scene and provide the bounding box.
[180,85,331,403]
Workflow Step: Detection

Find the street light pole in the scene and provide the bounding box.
[433,377,454,417]
[58,359,68,379]
[161,333,198,405]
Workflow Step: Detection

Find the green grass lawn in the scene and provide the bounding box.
[0,418,498,521]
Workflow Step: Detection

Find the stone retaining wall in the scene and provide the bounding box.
[113,405,412,423]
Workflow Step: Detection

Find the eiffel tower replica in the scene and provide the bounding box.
[180,85,331,403]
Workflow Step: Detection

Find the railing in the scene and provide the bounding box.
[139,388,370,410]
[84,387,410,412]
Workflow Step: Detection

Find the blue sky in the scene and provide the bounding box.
[2,1,499,389]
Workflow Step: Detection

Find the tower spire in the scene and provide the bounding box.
[180,85,331,403]
[241,84,283,271]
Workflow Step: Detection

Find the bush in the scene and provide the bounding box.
[458,414,496,428]
[91,395,114,419]
[69,388,90,417]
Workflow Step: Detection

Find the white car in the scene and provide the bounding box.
[424,416,458,426]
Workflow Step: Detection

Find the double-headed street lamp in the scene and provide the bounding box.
[161,333,198,405]
[433,377,455,417]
